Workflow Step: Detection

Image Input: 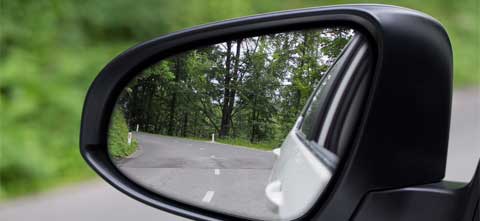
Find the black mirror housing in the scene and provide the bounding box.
[80,4,456,220]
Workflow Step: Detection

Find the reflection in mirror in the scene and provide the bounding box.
[109,27,356,220]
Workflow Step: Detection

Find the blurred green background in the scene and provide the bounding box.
[0,0,478,200]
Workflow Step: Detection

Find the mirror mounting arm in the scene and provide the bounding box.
[353,160,480,221]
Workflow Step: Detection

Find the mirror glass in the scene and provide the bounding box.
[108,27,358,220]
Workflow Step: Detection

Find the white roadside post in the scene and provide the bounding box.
[128,132,132,145]
[211,133,215,143]
[273,148,281,157]
[136,124,139,132]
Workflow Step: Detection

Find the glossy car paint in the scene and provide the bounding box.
[266,118,332,220]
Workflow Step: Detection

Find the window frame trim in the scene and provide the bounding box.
[295,34,370,170]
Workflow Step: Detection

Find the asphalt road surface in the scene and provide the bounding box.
[446,88,480,182]
[115,133,277,220]
[0,88,479,221]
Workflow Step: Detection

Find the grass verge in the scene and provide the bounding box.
[108,108,138,158]
[176,135,279,151]
[215,138,279,151]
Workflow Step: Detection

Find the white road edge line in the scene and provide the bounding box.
[214,169,220,175]
[202,191,215,203]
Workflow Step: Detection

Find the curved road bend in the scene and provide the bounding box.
[116,132,278,220]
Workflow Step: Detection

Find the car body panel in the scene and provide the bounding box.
[266,118,332,220]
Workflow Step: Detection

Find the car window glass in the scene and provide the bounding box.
[300,39,352,141]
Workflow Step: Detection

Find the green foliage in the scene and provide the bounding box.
[156,135,278,151]
[119,29,352,150]
[108,108,138,158]
[216,138,281,151]
[319,0,480,86]
[0,0,477,199]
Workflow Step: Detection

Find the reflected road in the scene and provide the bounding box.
[117,133,277,220]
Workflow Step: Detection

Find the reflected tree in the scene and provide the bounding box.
[116,28,354,148]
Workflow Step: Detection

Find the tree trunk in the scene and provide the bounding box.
[192,111,198,137]
[250,96,257,143]
[219,41,232,137]
[181,112,188,137]
[167,56,181,135]
[167,93,177,135]
[220,40,243,138]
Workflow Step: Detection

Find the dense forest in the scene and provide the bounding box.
[115,28,354,147]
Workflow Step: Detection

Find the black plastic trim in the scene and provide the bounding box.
[294,34,372,172]
[80,4,453,221]
[352,161,480,221]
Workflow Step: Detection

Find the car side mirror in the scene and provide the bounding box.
[81,4,479,221]
[106,26,369,221]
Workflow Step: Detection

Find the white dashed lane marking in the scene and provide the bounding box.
[202,191,215,203]
[214,169,220,175]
